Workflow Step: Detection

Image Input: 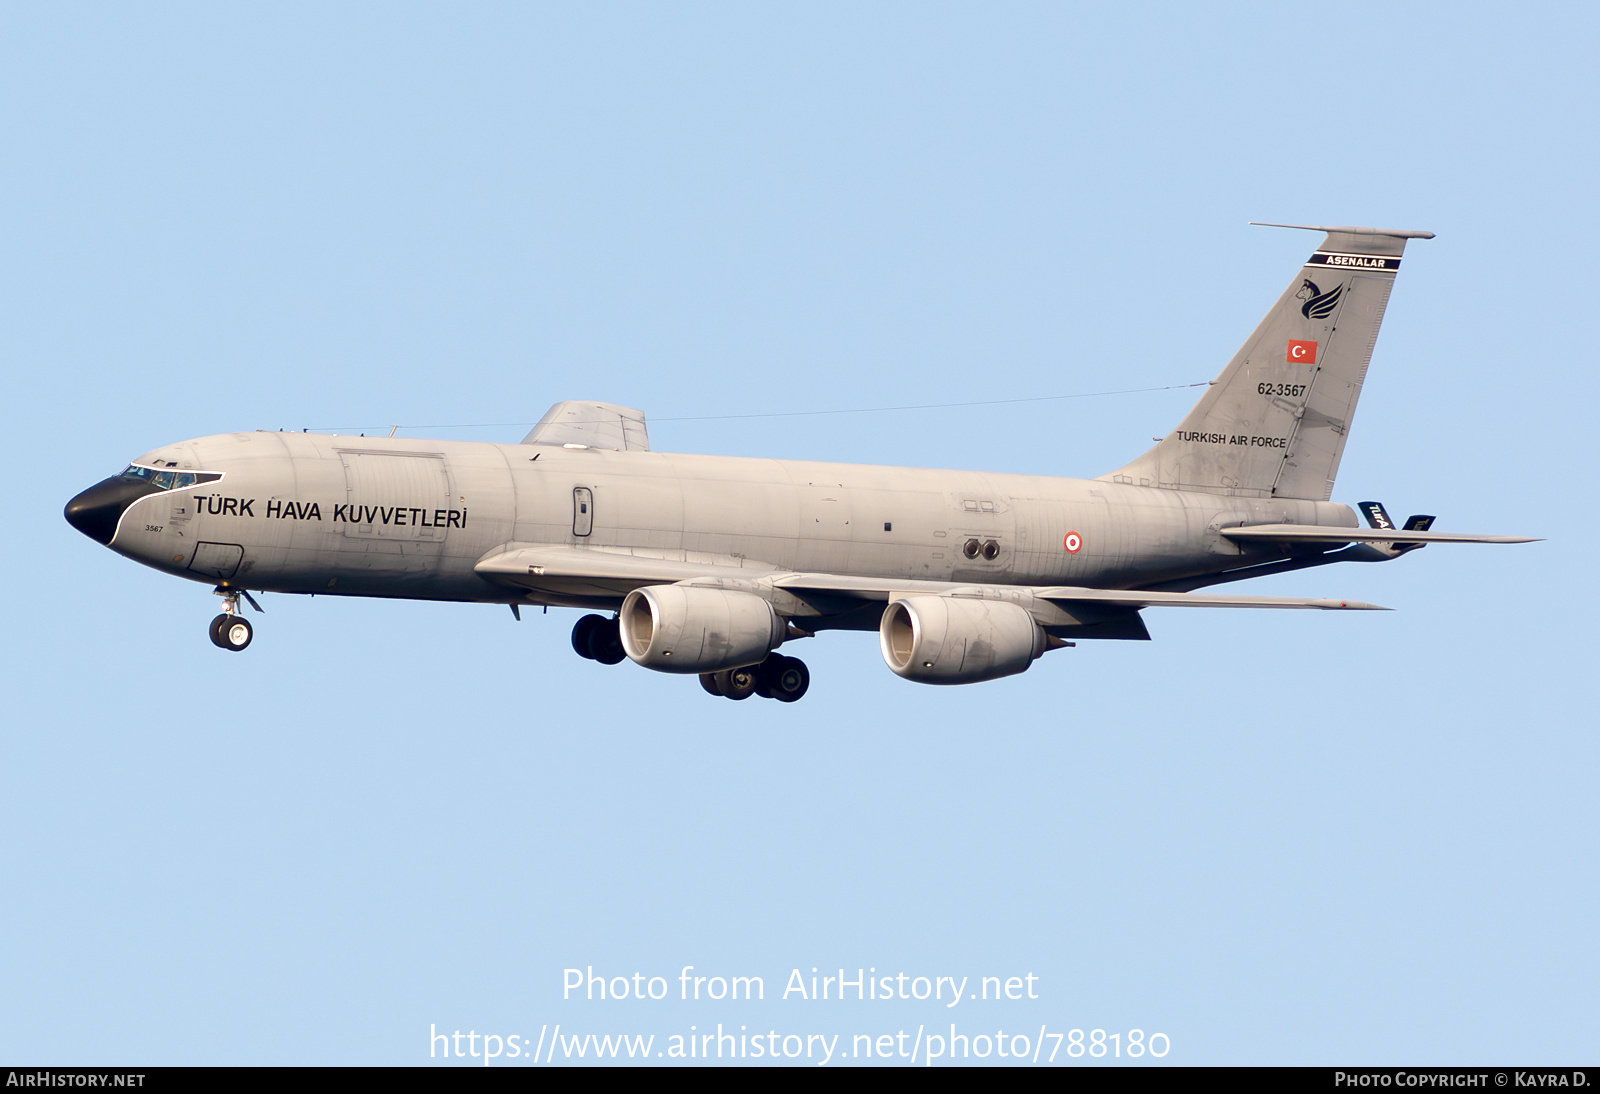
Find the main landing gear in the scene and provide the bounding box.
[571,613,811,702]
[699,653,810,704]
[571,613,626,665]
[208,586,261,652]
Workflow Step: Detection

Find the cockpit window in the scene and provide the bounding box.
[121,465,221,490]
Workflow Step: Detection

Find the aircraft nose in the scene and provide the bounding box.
[64,475,160,546]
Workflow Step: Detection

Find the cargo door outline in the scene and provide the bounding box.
[188,541,243,580]
[338,452,450,543]
[336,451,450,573]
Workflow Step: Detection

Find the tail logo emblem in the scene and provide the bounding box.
[1296,278,1344,320]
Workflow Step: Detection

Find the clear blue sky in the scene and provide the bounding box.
[3,2,1595,1066]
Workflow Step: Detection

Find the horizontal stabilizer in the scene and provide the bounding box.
[1222,525,1540,545]
[1249,222,1436,239]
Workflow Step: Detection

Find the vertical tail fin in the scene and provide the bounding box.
[1103,224,1433,501]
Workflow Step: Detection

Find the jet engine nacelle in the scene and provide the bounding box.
[619,585,784,674]
[879,595,1045,685]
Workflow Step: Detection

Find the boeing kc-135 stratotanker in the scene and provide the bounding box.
[65,224,1537,703]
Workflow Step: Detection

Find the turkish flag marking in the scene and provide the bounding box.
[1287,339,1318,364]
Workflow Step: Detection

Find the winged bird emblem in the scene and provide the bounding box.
[1296,278,1343,320]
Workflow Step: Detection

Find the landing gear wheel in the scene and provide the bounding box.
[699,673,722,696]
[571,614,605,659]
[209,613,252,651]
[586,618,626,665]
[770,655,809,703]
[713,666,758,700]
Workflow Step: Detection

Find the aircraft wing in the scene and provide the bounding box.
[775,572,1386,610]
[1221,525,1540,545]
[520,401,650,451]
[476,545,1386,611]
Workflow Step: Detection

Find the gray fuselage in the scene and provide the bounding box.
[100,430,1354,612]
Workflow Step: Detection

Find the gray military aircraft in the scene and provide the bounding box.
[65,224,1535,702]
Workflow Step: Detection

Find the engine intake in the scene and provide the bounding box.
[620,585,783,674]
[879,595,1045,685]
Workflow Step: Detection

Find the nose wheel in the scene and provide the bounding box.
[208,586,261,652]
[209,613,253,651]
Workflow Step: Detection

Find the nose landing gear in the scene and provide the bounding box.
[209,613,253,651]
[208,586,261,651]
